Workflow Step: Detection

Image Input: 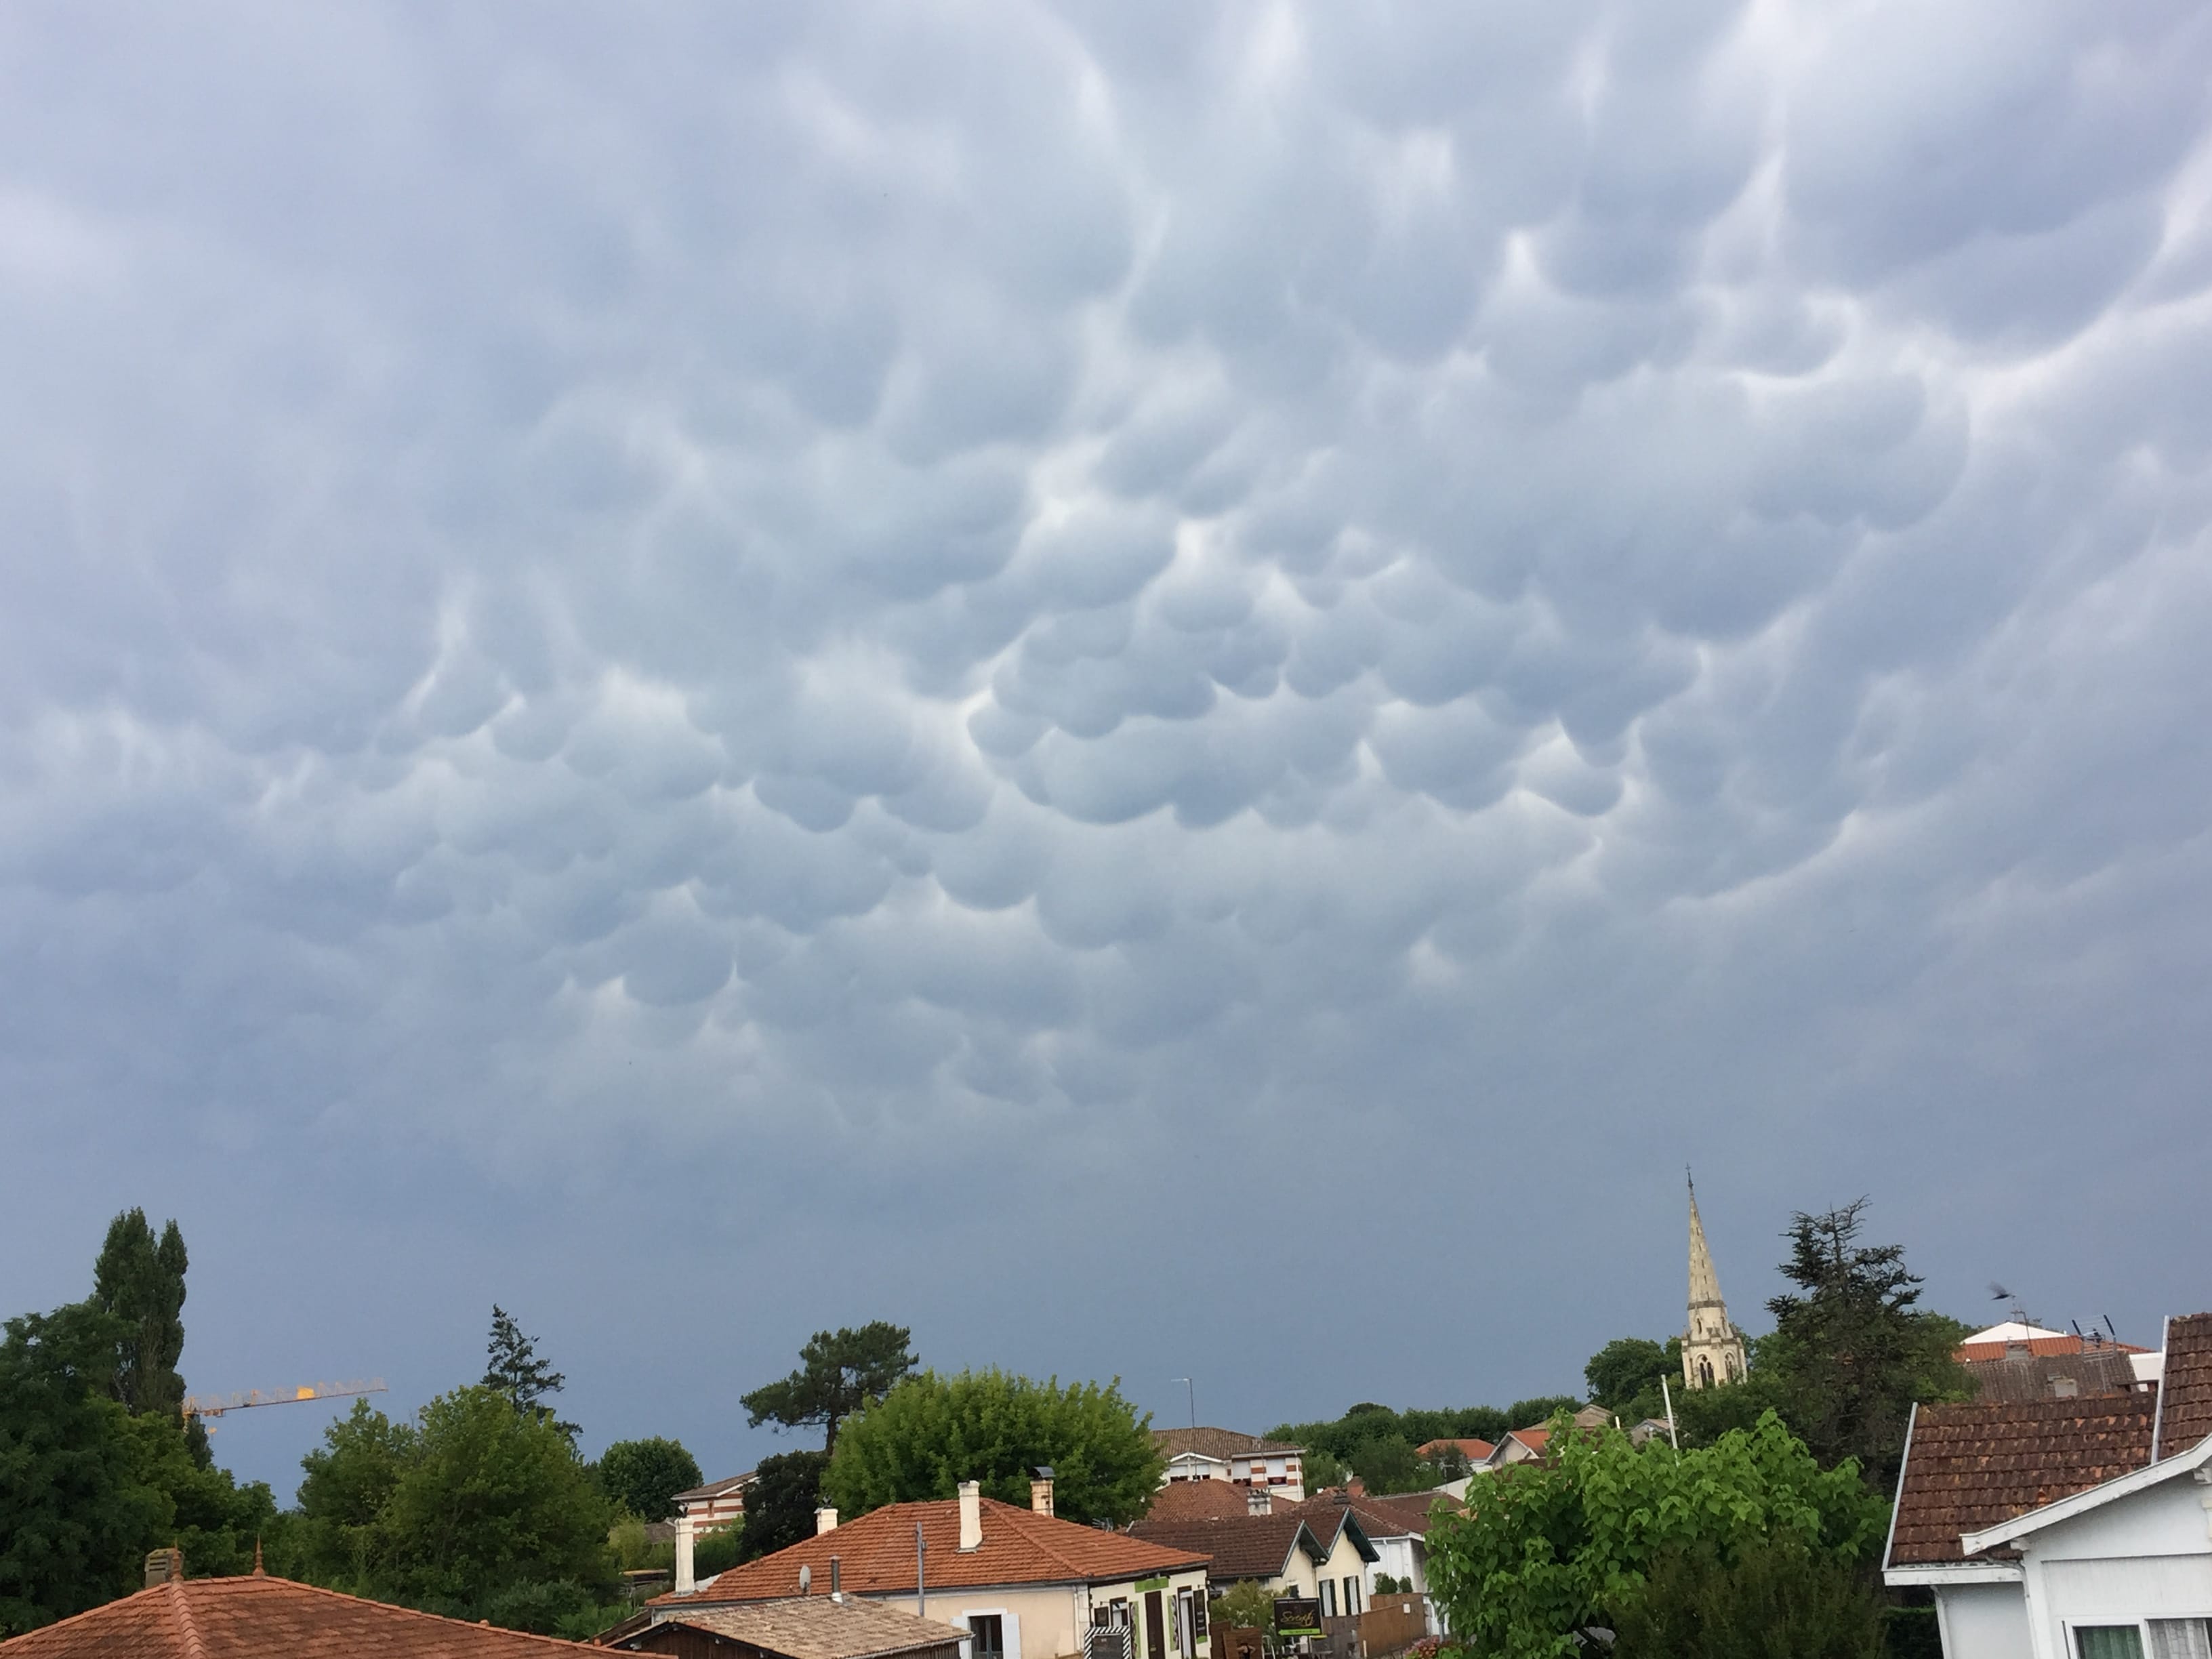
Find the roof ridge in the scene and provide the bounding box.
[167,1580,208,1659]
[194,1574,595,1649]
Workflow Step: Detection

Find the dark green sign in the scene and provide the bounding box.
[1273,1598,1322,1637]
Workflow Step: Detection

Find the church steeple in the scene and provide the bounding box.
[1683,1172,1747,1391]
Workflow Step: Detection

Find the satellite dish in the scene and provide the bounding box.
[800,1565,812,1595]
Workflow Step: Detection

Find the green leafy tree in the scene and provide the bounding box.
[1300,1445,1348,1491]
[1345,1432,1427,1494]
[1505,1395,1581,1429]
[736,1450,829,1563]
[823,1369,1163,1526]
[289,1397,421,1589]
[742,1323,916,1455]
[1425,1412,1887,1659]
[1611,1537,1885,1659]
[483,1307,576,1441]
[121,1413,277,1579]
[373,1385,614,1614]
[0,1303,166,1635]
[1583,1340,1673,1412]
[595,1437,703,1522]
[90,1209,190,1422]
[1210,1580,1276,1632]
[1763,1201,1971,1492]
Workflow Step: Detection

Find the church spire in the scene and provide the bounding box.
[1683,1170,1747,1391]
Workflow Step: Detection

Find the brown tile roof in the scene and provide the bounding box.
[609,1597,967,1659]
[1125,1515,1319,1582]
[1963,1348,2145,1406]
[1286,1492,1438,1539]
[0,1575,596,1657]
[2156,1312,2212,1458]
[1886,1394,2157,1568]
[676,1472,758,1502]
[663,1500,1206,1606]
[1145,1481,1263,1522]
[1152,1429,1300,1460]
[1413,1439,1494,1462]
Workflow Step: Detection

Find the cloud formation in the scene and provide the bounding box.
[5,0,2212,1473]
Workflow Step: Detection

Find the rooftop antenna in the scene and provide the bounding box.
[2102,1315,2118,1341]
[1171,1378,1195,1432]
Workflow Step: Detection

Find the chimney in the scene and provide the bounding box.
[144,1547,184,1589]
[674,1512,697,1595]
[1031,1467,1056,1519]
[2006,1339,2031,1359]
[831,1557,842,1603]
[958,1480,983,1551]
[817,1507,840,1536]
[1246,1488,1273,1516]
[1347,1478,1364,1498]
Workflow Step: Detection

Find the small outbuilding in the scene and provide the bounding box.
[601,1596,967,1659]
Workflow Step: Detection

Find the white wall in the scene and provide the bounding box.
[1936,1582,2030,1659]
[2018,1473,2212,1659]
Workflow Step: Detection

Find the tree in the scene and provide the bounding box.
[823,1369,1163,1526]
[1505,1395,1581,1429]
[0,1303,165,1635]
[1763,1201,1971,1492]
[289,1397,421,1589]
[483,1307,576,1441]
[90,1209,190,1421]
[1344,1431,1427,1494]
[596,1437,702,1522]
[121,1412,277,1580]
[742,1323,916,1455]
[1210,1580,1275,1633]
[1425,1412,1887,1659]
[736,1450,829,1563]
[1611,1537,1885,1659]
[1583,1339,1673,1412]
[373,1385,613,1615]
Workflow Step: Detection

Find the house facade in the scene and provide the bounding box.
[1152,1429,1306,1504]
[1128,1507,1379,1619]
[1885,1309,2212,1659]
[675,1472,757,1530]
[657,1482,1210,1659]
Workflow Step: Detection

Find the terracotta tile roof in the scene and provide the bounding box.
[663,1500,1206,1606]
[0,1575,596,1657]
[609,1597,966,1659]
[1503,1428,1550,1456]
[1145,1481,1264,1522]
[1124,1515,1320,1582]
[1956,1336,2148,1361]
[1886,1394,2157,1568]
[1413,1439,1493,1462]
[2156,1312,2212,1458]
[1152,1429,1300,1461]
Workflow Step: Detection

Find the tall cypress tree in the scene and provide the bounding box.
[90,1209,189,1420]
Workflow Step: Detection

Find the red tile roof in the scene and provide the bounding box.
[663,1500,1206,1606]
[605,1597,967,1659]
[0,1575,596,1657]
[1956,1336,2148,1361]
[1413,1439,1493,1462]
[1287,1492,1439,1540]
[1886,1394,2157,1567]
[1152,1429,1301,1460]
[1145,1481,1263,1522]
[2156,1312,2212,1458]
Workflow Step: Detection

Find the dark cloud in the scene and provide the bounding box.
[3,0,2211,1497]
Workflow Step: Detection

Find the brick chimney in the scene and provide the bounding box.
[144,1547,184,1589]
[674,1512,697,1595]
[958,1480,983,1551]
[1030,1467,1055,1518]
[816,1507,840,1536]
[1347,1479,1365,1498]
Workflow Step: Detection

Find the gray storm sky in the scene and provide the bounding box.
[3,0,2211,1500]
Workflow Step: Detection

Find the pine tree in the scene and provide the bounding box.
[90,1209,189,1420]
[483,1306,577,1440]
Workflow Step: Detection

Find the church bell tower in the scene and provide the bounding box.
[1683,1173,1747,1390]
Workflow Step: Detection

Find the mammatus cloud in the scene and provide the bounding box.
[3,0,2211,1242]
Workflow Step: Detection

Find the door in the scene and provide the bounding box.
[1145,1591,1166,1659]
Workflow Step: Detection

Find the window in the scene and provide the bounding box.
[1343,1578,1360,1616]
[1319,1581,1336,1619]
[1191,1591,1208,1643]
[968,1615,1006,1659]
[2076,1629,2145,1659]
[2150,1622,2212,1659]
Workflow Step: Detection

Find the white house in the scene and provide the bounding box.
[1152,1429,1306,1504]
[1886,1309,2212,1659]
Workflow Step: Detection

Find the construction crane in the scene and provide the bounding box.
[181,1379,387,1424]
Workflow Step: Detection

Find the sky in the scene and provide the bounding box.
[3,0,2211,1502]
